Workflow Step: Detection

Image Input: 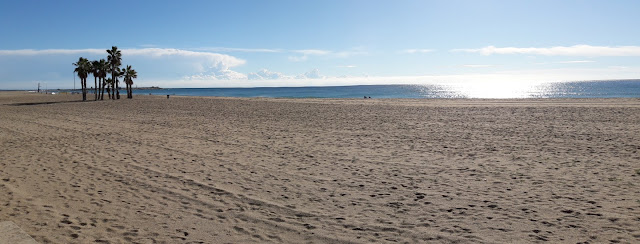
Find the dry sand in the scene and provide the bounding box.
[0,91,639,243]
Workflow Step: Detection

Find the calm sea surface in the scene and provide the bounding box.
[133,80,640,99]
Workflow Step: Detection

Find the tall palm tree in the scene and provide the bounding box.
[97,59,109,100]
[107,46,122,99]
[91,60,100,100]
[73,57,90,101]
[123,65,137,99]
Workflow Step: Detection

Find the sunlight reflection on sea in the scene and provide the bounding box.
[130,80,640,99]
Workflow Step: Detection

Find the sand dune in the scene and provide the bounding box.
[0,92,639,243]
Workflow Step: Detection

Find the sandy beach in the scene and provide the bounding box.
[0,91,639,243]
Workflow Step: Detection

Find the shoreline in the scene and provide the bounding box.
[4,90,640,101]
[1,92,639,243]
[5,79,640,99]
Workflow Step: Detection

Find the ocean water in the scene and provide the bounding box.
[133,80,640,99]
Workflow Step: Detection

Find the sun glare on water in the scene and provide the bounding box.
[449,80,543,98]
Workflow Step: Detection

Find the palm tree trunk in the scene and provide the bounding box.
[99,78,104,100]
[94,77,98,100]
[116,80,120,99]
[98,78,102,100]
[111,71,115,100]
[100,78,107,100]
[82,78,86,101]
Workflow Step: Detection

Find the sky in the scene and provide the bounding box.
[1,0,639,89]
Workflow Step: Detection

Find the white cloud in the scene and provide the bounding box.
[184,68,327,83]
[296,69,323,79]
[0,48,253,83]
[401,49,434,54]
[334,47,368,58]
[289,48,367,61]
[556,60,595,64]
[452,45,640,56]
[0,47,244,61]
[120,48,248,81]
[294,49,331,55]
[123,48,244,64]
[608,66,629,70]
[462,64,494,68]
[192,47,282,53]
[247,69,291,80]
[0,48,246,69]
[186,70,247,81]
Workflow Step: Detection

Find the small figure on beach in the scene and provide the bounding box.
[167,95,170,99]
[364,96,367,99]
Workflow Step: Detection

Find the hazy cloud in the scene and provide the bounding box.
[334,47,368,58]
[452,45,640,56]
[296,69,323,79]
[192,47,282,53]
[462,64,494,68]
[556,60,595,64]
[294,49,332,55]
[289,49,330,62]
[289,48,367,62]
[400,49,434,54]
[186,70,247,81]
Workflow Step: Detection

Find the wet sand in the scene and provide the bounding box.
[1,91,639,243]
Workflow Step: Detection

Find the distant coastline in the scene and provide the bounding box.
[5,79,640,99]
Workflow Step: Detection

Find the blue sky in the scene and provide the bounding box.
[1,0,639,89]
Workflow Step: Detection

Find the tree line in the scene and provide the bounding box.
[73,46,137,101]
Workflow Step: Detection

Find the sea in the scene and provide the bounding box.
[132,80,640,99]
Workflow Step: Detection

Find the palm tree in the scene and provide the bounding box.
[97,59,109,100]
[123,65,137,99]
[91,60,100,100]
[105,78,114,99]
[114,68,124,100]
[107,46,122,99]
[73,57,90,101]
